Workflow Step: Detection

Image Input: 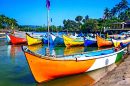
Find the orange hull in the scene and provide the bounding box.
[97,35,113,47]
[24,52,96,83]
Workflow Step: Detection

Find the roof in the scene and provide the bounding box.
[125,20,130,23]
[113,22,126,24]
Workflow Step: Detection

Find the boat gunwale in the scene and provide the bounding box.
[84,37,97,42]
[22,46,125,61]
[26,33,43,40]
[97,34,111,42]
[112,38,130,43]
[63,34,83,41]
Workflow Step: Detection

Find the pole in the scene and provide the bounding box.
[56,24,58,36]
[47,8,49,49]
[45,8,50,56]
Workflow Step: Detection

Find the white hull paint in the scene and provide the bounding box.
[87,54,117,72]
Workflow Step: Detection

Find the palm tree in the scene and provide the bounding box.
[0,14,6,24]
[111,7,117,17]
[85,15,89,20]
[119,12,125,20]
[116,4,122,18]
[124,10,129,20]
[82,15,89,23]
[5,17,10,29]
[104,8,110,20]
[120,0,130,12]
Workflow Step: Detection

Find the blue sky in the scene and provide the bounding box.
[0,0,130,26]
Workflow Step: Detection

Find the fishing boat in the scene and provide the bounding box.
[54,36,64,46]
[22,46,125,83]
[40,35,48,44]
[50,33,64,46]
[97,35,113,47]
[112,38,130,47]
[5,33,11,44]
[63,34,84,47]
[26,33,43,46]
[84,37,97,47]
[9,34,27,45]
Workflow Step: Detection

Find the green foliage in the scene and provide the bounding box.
[36,27,46,32]
[81,19,98,33]
[0,14,18,29]
[75,16,83,23]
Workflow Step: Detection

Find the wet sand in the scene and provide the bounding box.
[93,53,130,86]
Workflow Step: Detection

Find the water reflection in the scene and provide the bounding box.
[64,46,85,55]
[28,44,43,52]
[7,44,26,58]
[53,46,66,55]
[84,47,98,52]
[98,46,113,50]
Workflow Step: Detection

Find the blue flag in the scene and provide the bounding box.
[46,0,50,10]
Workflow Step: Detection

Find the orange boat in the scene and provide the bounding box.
[97,35,113,47]
[22,46,124,83]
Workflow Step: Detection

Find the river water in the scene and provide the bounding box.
[0,32,124,86]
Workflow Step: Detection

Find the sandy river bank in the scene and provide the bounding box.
[93,53,130,86]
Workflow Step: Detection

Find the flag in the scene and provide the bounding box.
[11,23,13,29]
[103,14,105,19]
[46,0,50,10]
[51,18,52,22]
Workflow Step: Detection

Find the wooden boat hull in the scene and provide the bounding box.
[84,37,97,47]
[41,36,48,44]
[5,33,11,44]
[22,46,124,83]
[97,35,113,47]
[54,36,64,45]
[26,33,43,46]
[48,33,56,44]
[63,34,84,47]
[112,38,130,47]
[9,34,27,45]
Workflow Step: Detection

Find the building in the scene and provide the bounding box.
[113,20,130,29]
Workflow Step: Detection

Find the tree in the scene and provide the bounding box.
[75,16,83,23]
[104,8,110,20]
[116,4,122,18]
[110,7,117,17]
[81,19,98,33]
[0,14,5,23]
[5,17,10,29]
[82,15,89,23]
[120,0,130,12]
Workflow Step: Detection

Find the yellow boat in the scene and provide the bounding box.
[112,38,130,47]
[63,34,84,47]
[26,33,43,46]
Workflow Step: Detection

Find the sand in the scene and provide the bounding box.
[93,53,130,86]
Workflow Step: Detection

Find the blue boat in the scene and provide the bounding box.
[41,36,48,44]
[49,33,56,44]
[84,37,97,47]
[54,35,64,46]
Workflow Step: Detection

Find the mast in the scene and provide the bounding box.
[45,0,50,56]
[56,24,58,36]
[47,8,49,49]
